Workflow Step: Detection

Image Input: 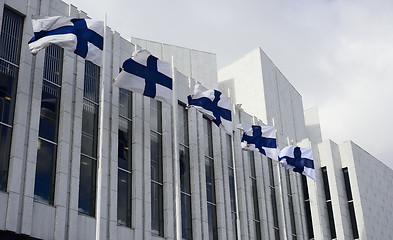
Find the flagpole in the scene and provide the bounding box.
[171,56,182,240]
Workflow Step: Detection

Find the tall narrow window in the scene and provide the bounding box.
[286,171,297,240]
[226,134,238,240]
[249,152,262,240]
[321,167,336,239]
[204,118,218,240]
[178,104,192,239]
[117,89,132,227]
[342,168,359,239]
[78,61,100,216]
[34,44,63,204]
[268,158,280,240]
[301,175,314,239]
[0,7,23,191]
[151,99,163,236]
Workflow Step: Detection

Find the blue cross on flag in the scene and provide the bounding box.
[28,16,104,66]
[114,49,173,105]
[188,84,232,134]
[237,123,278,160]
[279,145,315,180]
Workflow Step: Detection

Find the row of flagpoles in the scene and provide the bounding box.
[27,16,315,181]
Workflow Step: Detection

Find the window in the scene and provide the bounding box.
[151,99,163,236]
[249,152,262,240]
[33,44,63,205]
[227,134,238,240]
[179,104,192,239]
[321,167,336,239]
[286,171,297,240]
[204,118,218,240]
[268,158,280,240]
[0,7,23,191]
[117,89,132,227]
[78,61,100,216]
[342,168,359,239]
[301,175,314,239]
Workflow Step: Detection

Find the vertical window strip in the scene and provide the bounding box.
[204,118,218,240]
[117,88,132,227]
[268,158,280,240]
[342,168,359,239]
[286,171,297,240]
[321,167,336,239]
[151,99,163,236]
[78,61,100,217]
[227,134,238,240]
[249,152,261,240]
[178,104,192,240]
[0,7,23,191]
[34,44,63,205]
[301,175,314,239]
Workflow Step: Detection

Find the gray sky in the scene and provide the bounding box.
[66,0,393,169]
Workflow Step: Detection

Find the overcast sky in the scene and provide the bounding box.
[66,0,393,169]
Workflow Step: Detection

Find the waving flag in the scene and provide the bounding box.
[188,85,232,134]
[237,123,277,160]
[279,145,315,180]
[28,16,104,65]
[114,49,172,105]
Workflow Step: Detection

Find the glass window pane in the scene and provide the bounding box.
[205,158,215,203]
[255,221,262,240]
[38,80,61,142]
[178,104,188,145]
[180,145,191,194]
[348,202,359,239]
[119,88,132,119]
[83,61,100,102]
[117,169,131,227]
[150,99,162,133]
[0,125,12,191]
[207,203,218,240]
[78,156,97,216]
[229,169,236,212]
[226,135,233,167]
[118,117,131,171]
[151,182,164,236]
[34,139,57,204]
[252,180,260,220]
[203,119,213,157]
[151,132,162,182]
[43,44,63,85]
[81,100,98,158]
[181,194,192,240]
[0,60,18,125]
[249,152,256,178]
[232,212,238,240]
[271,189,279,228]
[0,8,23,64]
[327,201,336,238]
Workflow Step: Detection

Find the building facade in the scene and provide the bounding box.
[0,0,392,240]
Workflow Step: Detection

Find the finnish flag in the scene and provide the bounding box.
[279,145,315,180]
[114,49,173,105]
[187,84,232,134]
[237,123,278,160]
[28,16,104,66]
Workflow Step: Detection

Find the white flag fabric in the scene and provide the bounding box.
[237,123,278,160]
[113,49,173,105]
[278,145,315,180]
[28,16,104,65]
[187,84,232,134]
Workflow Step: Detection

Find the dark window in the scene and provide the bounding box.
[204,118,217,240]
[286,171,297,239]
[301,175,314,239]
[268,158,280,240]
[117,88,132,227]
[178,104,192,240]
[249,152,261,240]
[0,7,24,191]
[343,168,359,239]
[34,44,63,204]
[321,167,336,239]
[78,61,100,216]
[151,99,163,236]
